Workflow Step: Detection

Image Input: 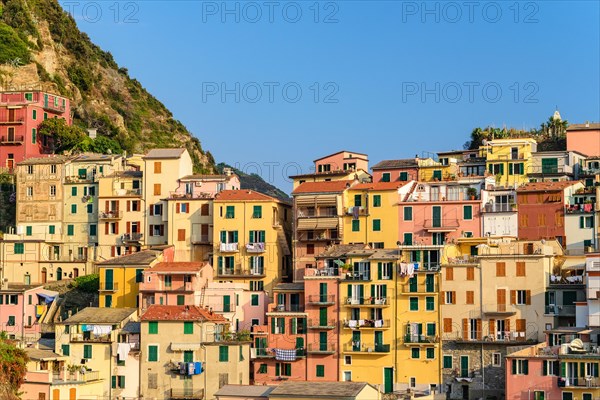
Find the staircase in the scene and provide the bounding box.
[274,225,291,256]
[403,182,418,202]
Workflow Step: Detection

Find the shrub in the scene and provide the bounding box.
[72,274,99,293]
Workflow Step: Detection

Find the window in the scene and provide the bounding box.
[352,220,360,232]
[354,194,362,207]
[446,267,454,280]
[426,296,435,311]
[149,321,158,334]
[225,206,235,218]
[71,204,77,214]
[372,219,381,231]
[26,226,32,236]
[154,162,161,173]
[445,291,455,304]
[153,184,161,196]
[409,297,418,311]
[89,224,97,236]
[7,316,15,326]
[343,371,352,381]
[219,346,229,362]
[404,206,413,221]
[50,185,56,196]
[344,355,352,365]
[373,195,381,207]
[27,165,34,175]
[258,364,267,374]
[426,323,436,336]
[83,345,92,359]
[67,225,74,236]
[26,186,33,197]
[14,243,24,254]
[403,232,413,245]
[184,321,193,334]
[251,294,259,306]
[25,92,33,101]
[443,355,453,368]
[8,295,17,305]
[148,345,158,362]
[381,173,391,182]
[48,225,56,235]
[71,187,77,196]
[496,262,506,277]
[466,267,474,280]
[492,353,501,367]
[152,204,163,215]
[252,205,262,218]
[306,244,314,255]
[411,348,420,359]
[426,348,435,359]
[463,205,473,220]
[316,365,325,377]
[515,290,527,305]
[466,291,474,304]
[580,216,594,229]
[178,229,186,241]
[62,344,70,356]
[511,359,529,375]
[176,295,185,305]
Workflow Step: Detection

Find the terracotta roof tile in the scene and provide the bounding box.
[141,305,228,322]
[150,262,208,272]
[517,181,581,192]
[143,148,186,159]
[214,190,280,202]
[351,181,407,191]
[371,159,418,170]
[292,180,354,194]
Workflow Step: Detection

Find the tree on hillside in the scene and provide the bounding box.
[38,118,86,154]
[0,333,29,399]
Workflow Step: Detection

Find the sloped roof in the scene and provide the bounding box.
[143,148,186,159]
[568,123,600,131]
[149,262,209,272]
[292,180,353,195]
[273,283,304,292]
[351,181,406,191]
[214,190,280,202]
[371,158,418,170]
[215,385,275,398]
[97,250,161,266]
[269,381,371,398]
[62,307,136,324]
[517,181,581,192]
[25,347,64,361]
[17,155,70,165]
[316,243,369,258]
[313,150,368,162]
[141,305,227,322]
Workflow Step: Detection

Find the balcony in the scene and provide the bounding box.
[423,219,460,232]
[400,284,438,295]
[168,191,214,200]
[65,175,96,183]
[444,256,478,265]
[482,304,517,315]
[549,274,584,285]
[307,319,336,330]
[345,206,368,216]
[544,305,576,316]
[122,233,143,243]
[297,231,339,242]
[99,282,119,292]
[271,304,305,313]
[114,188,142,197]
[0,117,25,125]
[404,334,438,344]
[191,235,210,244]
[219,242,239,252]
[170,388,204,399]
[307,343,336,354]
[559,377,600,388]
[0,135,24,144]
[343,297,390,306]
[245,242,266,253]
[69,333,111,343]
[483,203,516,213]
[253,347,274,358]
[447,330,535,344]
[342,319,390,329]
[99,210,123,220]
[565,204,595,214]
[342,271,371,281]
[306,294,335,305]
[159,282,194,292]
[343,342,390,354]
[217,267,265,278]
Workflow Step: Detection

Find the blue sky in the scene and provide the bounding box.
[61,0,600,191]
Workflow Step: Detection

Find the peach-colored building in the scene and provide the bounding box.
[314,150,368,174]
[138,261,213,311]
[0,283,58,341]
[371,158,420,183]
[567,122,600,157]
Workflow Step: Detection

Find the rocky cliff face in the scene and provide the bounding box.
[0,0,215,172]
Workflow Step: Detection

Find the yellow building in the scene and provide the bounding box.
[417,157,459,182]
[54,307,138,397]
[97,249,164,308]
[212,190,292,297]
[480,138,537,187]
[342,182,406,248]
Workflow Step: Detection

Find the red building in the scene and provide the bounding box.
[516,181,582,246]
[0,90,72,171]
[371,158,419,183]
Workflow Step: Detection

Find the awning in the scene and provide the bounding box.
[295,195,337,206]
[171,343,201,351]
[296,218,339,230]
[37,291,57,303]
[297,219,318,230]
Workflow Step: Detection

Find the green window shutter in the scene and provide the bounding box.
[382,285,387,298]
[411,348,420,358]
[275,363,280,376]
[370,285,375,298]
[400,171,408,181]
[148,345,158,362]
[404,233,412,245]
[31,128,36,144]
[84,345,92,359]
[89,224,96,236]
[426,296,435,311]
[354,194,362,207]
[149,321,158,334]
[508,163,514,175]
[443,355,452,368]
[71,187,77,196]
[410,297,418,311]
[427,323,436,336]
[249,231,255,242]
[62,344,70,356]
[184,321,193,334]
[352,220,360,232]
[26,226,32,236]
[433,170,442,180]
[87,204,93,213]
[251,294,259,306]
[542,361,547,376]
[233,231,238,242]
[291,318,297,334]
[523,360,529,375]
[347,285,352,299]
[373,195,381,207]
[177,295,185,305]
[512,359,517,374]
[112,376,117,389]
[67,225,74,236]
[14,243,24,254]
[463,205,472,220]
[499,164,504,174]
[316,365,325,377]
[378,263,382,280]
[220,231,227,243]
[580,217,585,229]
[71,204,77,214]
[426,348,435,359]
[382,173,390,182]
[271,317,276,334]
[404,206,412,221]
[49,225,55,234]
[226,205,235,218]
[253,205,262,218]
[219,346,229,362]
[223,295,231,312]
[373,219,381,231]
[259,231,265,242]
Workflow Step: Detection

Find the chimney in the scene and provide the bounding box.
[586,121,590,128]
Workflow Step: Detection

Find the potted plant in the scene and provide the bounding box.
[495,173,503,185]
[341,263,353,278]
[466,187,477,200]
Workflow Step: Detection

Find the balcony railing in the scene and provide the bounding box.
[307,268,340,277]
[219,242,239,252]
[253,347,274,358]
[191,235,211,244]
[0,117,25,125]
[482,304,517,315]
[345,207,368,216]
[160,282,194,292]
[559,377,600,388]
[0,135,24,144]
[217,267,265,277]
[271,304,305,312]
[69,333,111,343]
[549,274,584,285]
[343,297,389,306]
[565,204,595,214]
[65,175,96,183]
[99,282,119,292]
[483,203,515,213]
[245,242,266,253]
[99,210,123,220]
[544,305,576,316]
[170,388,204,399]
[307,343,336,354]
[307,319,336,329]
[342,271,371,281]
[400,284,438,294]
[423,219,460,230]
[445,256,477,265]
[343,342,390,353]
[342,319,390,329]
[404,334,438,344]
[297,231,339,242]
[122,233,143,242]
[306,294,335,305]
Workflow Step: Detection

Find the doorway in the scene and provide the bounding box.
[461,385,469,400]
[383,367,393,393]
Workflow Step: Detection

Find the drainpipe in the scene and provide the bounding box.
[395,246,399,390]
[479,261,485,399]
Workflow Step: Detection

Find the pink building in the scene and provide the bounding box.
[170,171,241,198]
[371,158,419,183]
[0,90,72,171]
[398,181,482,267]
[138,262,213,311]
[314,150,368,174]
[567,123,600,157]
[252,283,308,385]
[0,283,58,341]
